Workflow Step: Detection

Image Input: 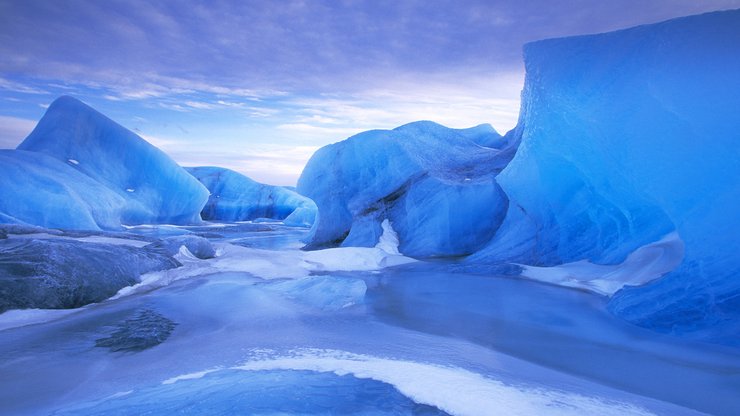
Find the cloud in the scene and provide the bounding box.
[1,0,737,184]
[0,77,49,95]
[276,123,364,138]
[152,138,321,185]
[0,116,36,148]
[4,0,734,99]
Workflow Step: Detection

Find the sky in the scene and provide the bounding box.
[1,0,738,185]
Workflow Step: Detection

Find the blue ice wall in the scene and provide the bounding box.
[0,150,126,230]
[297,121,515,257]
[475,10,740,341]
[186,166,317,227]
[17,96,209,226]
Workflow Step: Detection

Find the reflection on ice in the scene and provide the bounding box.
[264,276,367,311]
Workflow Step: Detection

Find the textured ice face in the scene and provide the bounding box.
[16,96,209,226]
[186,166,317,227]
[0,149,127,230]
[298,121,516,257]
[475,10,740,342]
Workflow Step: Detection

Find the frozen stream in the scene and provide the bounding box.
[1,223,738,415]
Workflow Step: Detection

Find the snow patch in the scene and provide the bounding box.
[302,247,414,272]
[112,242,415,300]
[375,219,400,255]
[518,233,684,296]
[162,368,222,385]
[232,349,655,416]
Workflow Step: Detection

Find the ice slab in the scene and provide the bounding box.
[17,96,208,227]
[473,10,740,343]
[298,120,515,257]
[186,166,316,227]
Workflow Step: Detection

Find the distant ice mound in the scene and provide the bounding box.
[186,166,317,227]
[17,96,209,226]
[473,10,740,342]
[297,121,517,257]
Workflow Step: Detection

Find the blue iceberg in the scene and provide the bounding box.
[186,166,317,227]
[0,149,126,230]
[16,96,209,227]
[473,10,740,342]
[297,121,516,257]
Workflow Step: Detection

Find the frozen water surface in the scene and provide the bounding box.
[0,224,737,416]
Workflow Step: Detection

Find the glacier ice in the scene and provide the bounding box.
[473,10,740,342]
[186,166,317,227]
[15,96,209,227]
[0,149,127,230]
[1,224,737,415]
[297,121,516,257]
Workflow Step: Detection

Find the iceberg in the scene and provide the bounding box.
[0,149,126,230]
[17,96,209,227]
[297,121,516,257]
[186,166,317,227]
[473,10,740,342]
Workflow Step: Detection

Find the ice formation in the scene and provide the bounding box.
[0,150,126,230]
[186,166,317,227]
[145,235,216,260]
[15,96,209,227]
[472,10,740,341]
[297,121,516,257]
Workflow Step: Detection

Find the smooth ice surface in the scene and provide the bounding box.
[186,166,316,227]
[473,10,740,343]
[263,276,367,311]
[1,225,732,416]
[57,369,449,416]
[298,121,516,257]
[232,349,656,416]
[17,96,209,227]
